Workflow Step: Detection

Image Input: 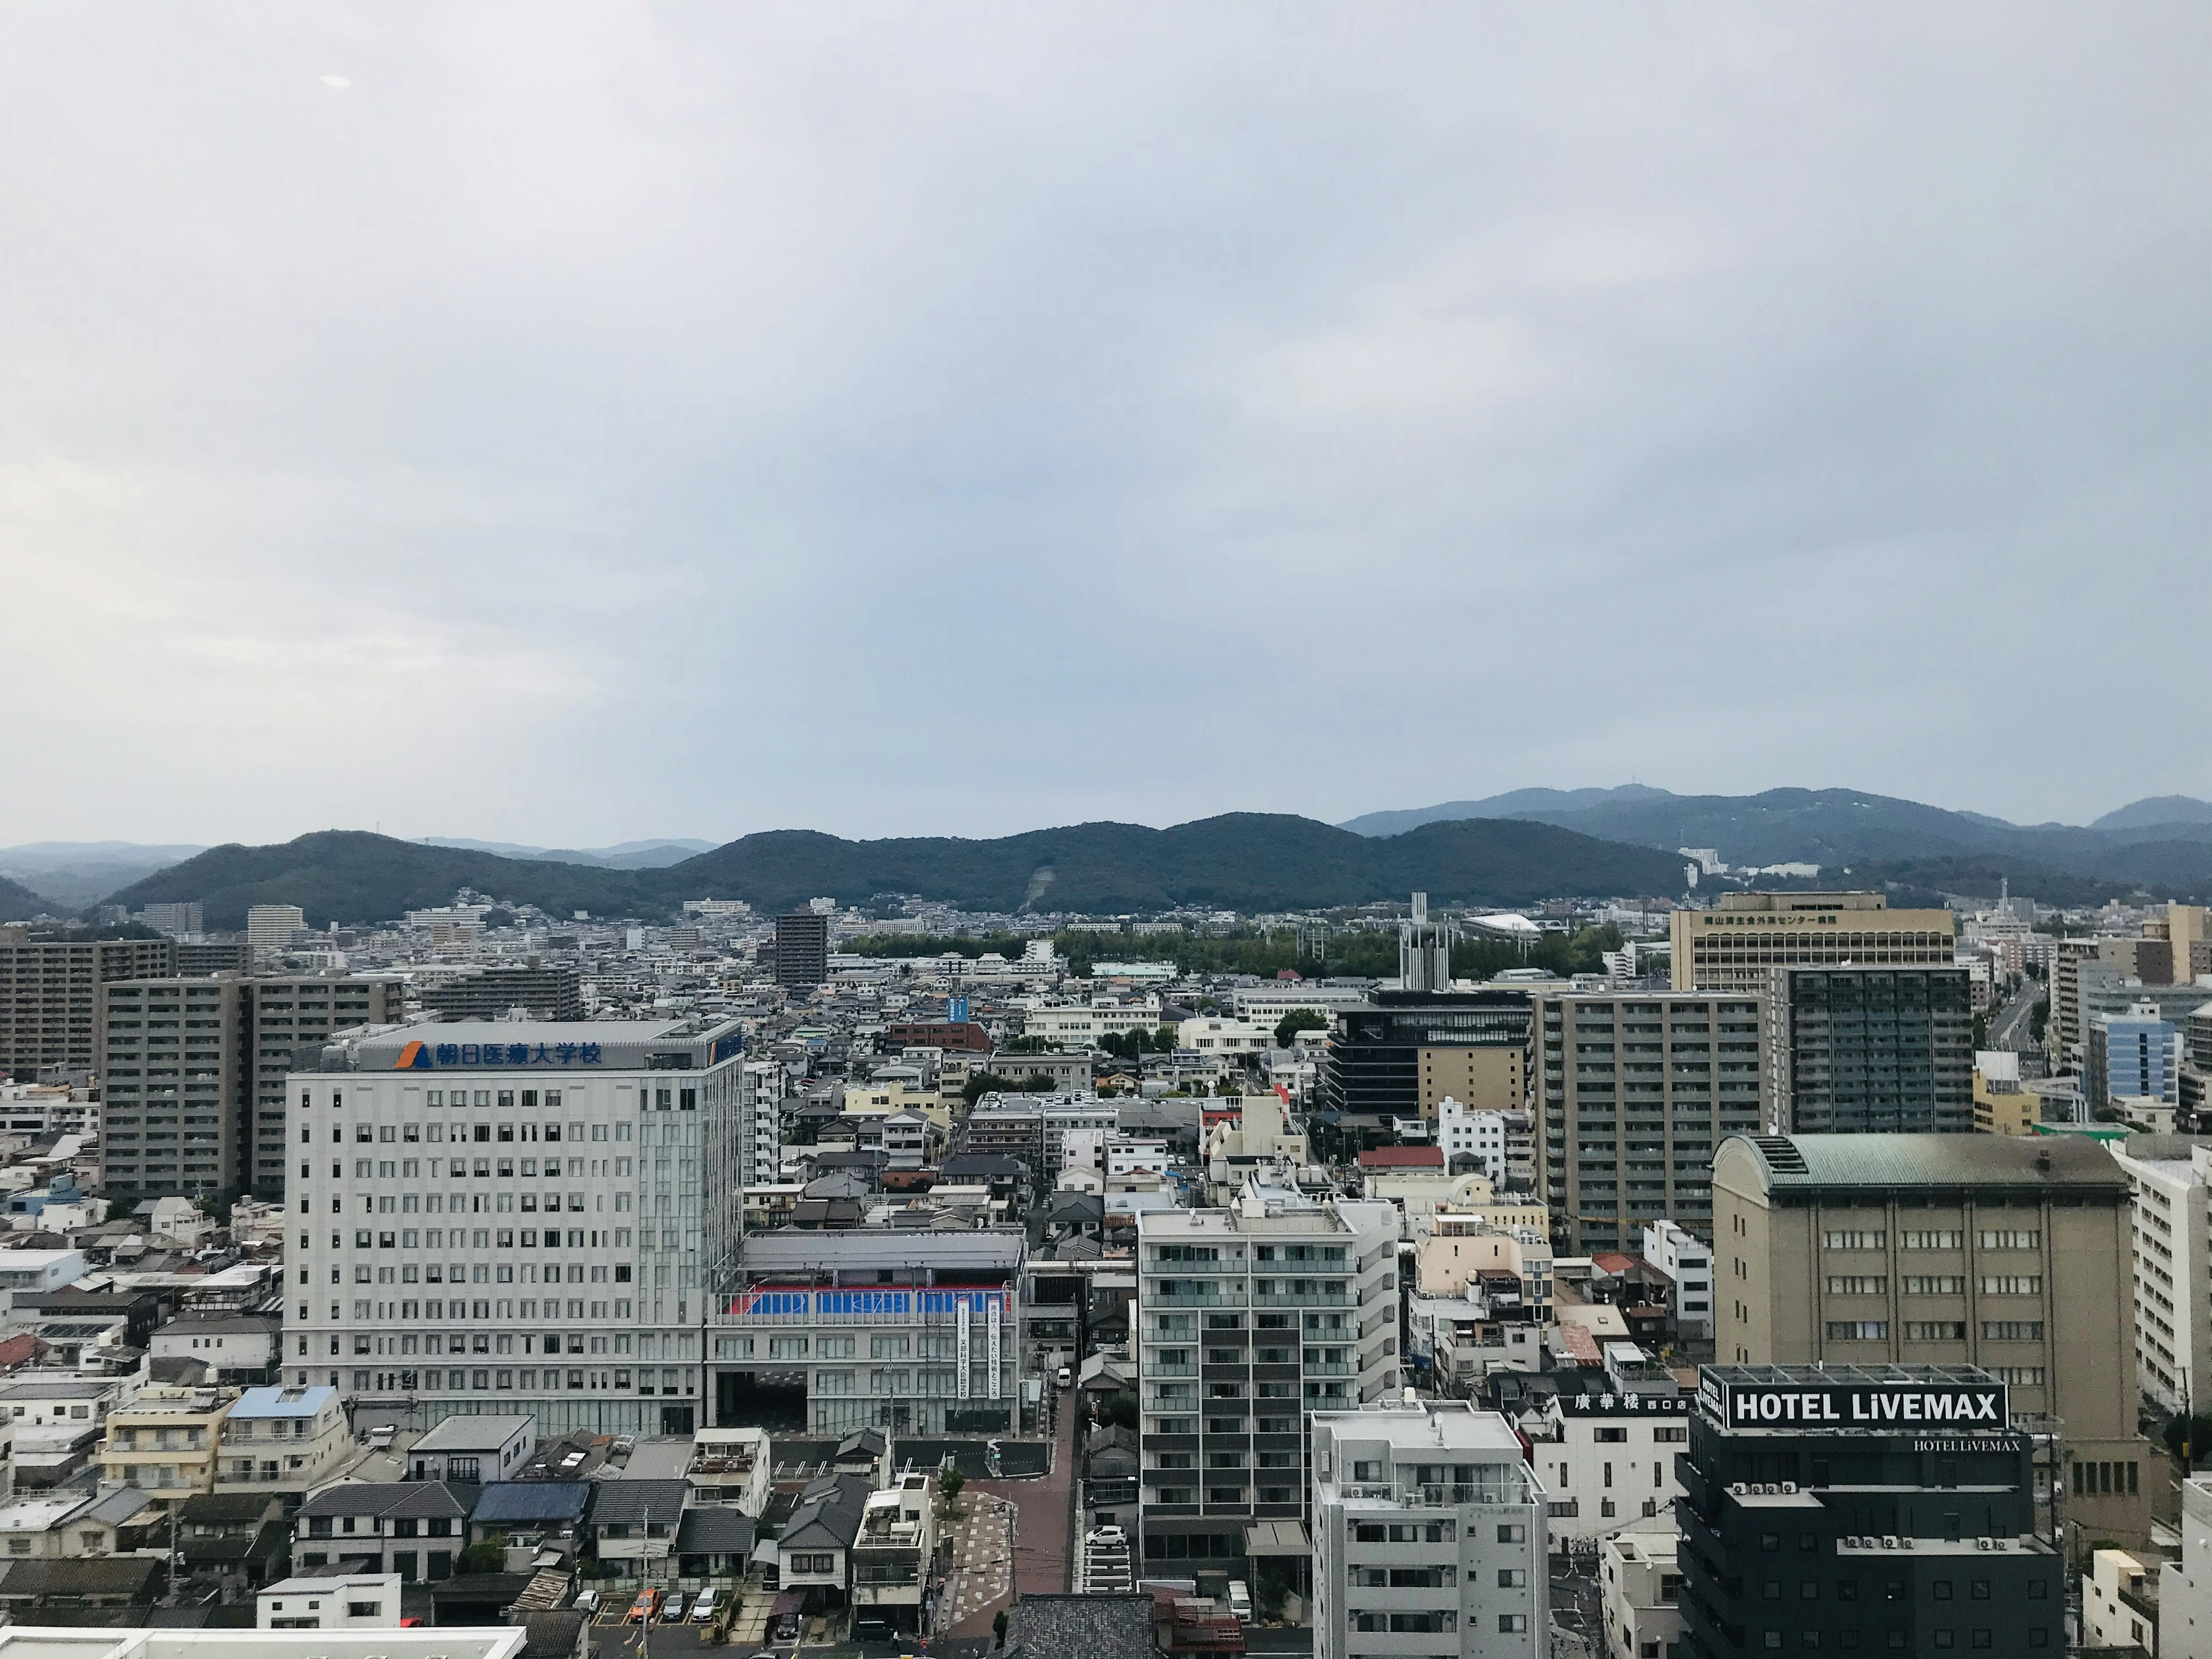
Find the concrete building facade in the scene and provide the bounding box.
[1669,891,1955,994]
[1711,1132,2152,1555]
[1760,966,1975,1135]
[1535,992,1766,1254]
[1137,1184,1400,1575]
[0,930,175,1082]
[281,1017,747,1437]
[1309,1401,1547,1659]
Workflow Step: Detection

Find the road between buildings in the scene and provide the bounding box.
[940,1395,1077,1640]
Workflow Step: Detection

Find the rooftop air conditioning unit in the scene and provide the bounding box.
[1976,1538,1990,1551]
[1781,1482,1796,1494]
[1900,1537,1915,1550]
[1881,1536,1898,1550]
[1730,1483,1747,1495]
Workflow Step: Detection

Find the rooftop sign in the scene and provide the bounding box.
[1700,1374,2007,1431]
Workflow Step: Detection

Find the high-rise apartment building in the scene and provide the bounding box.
[134,903,203,937]
[281,1016,747,1437]
[1669,892,1955,993]
[0,929,176,1081]
[243,976,404,1196]
[1322,991,1531,1143]
[176,941,251,976]
[1309,1401,1548,1659]
[1135,1183,1399,1579]
[1761,967,1974,1134]
[774,911,830,992]
[1675,1366,2063,1657]
[245,906,307,957]
[1711,1132,2150,1554]
[1533,991,1765,1253]
[101,974,406,1200]
[421,964,583,1024]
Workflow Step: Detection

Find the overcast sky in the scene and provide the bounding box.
[3,3,2205,849]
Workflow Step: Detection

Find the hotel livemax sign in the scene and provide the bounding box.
[1700,1376,2008,1430]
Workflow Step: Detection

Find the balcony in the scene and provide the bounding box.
[1142,1361,1198,1378]
[1150,1287,1248,1308]
[1256,1290,1348,1307]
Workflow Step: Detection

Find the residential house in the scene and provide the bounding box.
[686,1427,771,1514]
[215,1385,352,1497]
[468,1482,590,1553]
[0,1486,166,1563]
[259,1571,403,1630]
[849,1472,940,1639]
[771,1471,872,1614]
[294,1482,471,1582]
[588,1478,688,1583]
[407,1414,535,1485]
[674,1505,756,1585]
[149,1315,281,1384]
[99,1386,233,1506]
[176,1491,289,1588]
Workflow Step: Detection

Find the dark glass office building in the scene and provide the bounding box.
[1676,1364,2063,1657]
[1763,967,1974,1134]
[1318,990,1530,1145]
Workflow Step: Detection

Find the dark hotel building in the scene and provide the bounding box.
[1676,1363,2062,1656]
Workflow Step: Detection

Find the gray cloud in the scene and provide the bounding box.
[1,2,2203,844]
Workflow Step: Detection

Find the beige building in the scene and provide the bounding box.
[1535,991,1765,1253]
[1972,1051,2034,1134]
[1712,1131,2151,1556]
[100,1388,234,1507]
[1416,1044,1523,1120]
[1669,891,1954,993]
[1414,1213,1552,1310]
[0,930,175,1082]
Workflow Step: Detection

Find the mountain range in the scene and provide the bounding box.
[5,786,2209,930]
[1339,787,2212,887]
[82,815,1684,930]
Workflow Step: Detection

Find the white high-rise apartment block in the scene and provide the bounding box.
[1435,1096,1508,1183]
[2111,1141,2212,1416]
[1135,1181,1399,1577]
[247,905,308,956]
[741,1059,786,1188]
[282,1017,746,1437]
[1310,1400,1548,1659]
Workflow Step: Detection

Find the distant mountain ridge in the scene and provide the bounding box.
[1340,787,2212,894]
[421,838,716,869]
[99,814,1687,930]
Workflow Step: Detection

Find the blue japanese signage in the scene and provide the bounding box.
[395,1038,602,1070]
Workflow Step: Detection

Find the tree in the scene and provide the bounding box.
[993,1610,1010,1649]
[1273,1009,1330,1048]
[1001,1035,1053,1055]
[2165,1413,2212,1469]
[963,1071,1018,1106]
[1020,1074,1058,1093]
[456,1533,509,1574]
[1094,1393,1137,1430]
[935,1465,967,1527]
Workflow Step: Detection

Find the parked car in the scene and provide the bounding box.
[1089,1524,1127,1548]
[661,1590,690,1622]
[1055,1364,1074,1388]
[625,1589,661,1625]
[692,1588,720,1623]
[573,1590,599,1615]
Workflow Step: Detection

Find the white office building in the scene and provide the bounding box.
[2111,1140,2212,1416]
[1135,1181,1400,1576]
[282,1017,747,1436]
[1310,1400,1548,1659]
[1518,1365,1689,1547]
[1435,1096,1509,1184]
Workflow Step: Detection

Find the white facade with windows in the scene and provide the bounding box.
[1310,1401,1547,1659]
[282,1018,745,1435]
[1519,1385,1688,1548]
[1435,1096,1509,1183]
[1642,1219,1715,1341]
[2111,1142,2212,1416]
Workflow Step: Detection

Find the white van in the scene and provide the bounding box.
[1227,1581,1252,1624]
[691,1587,719,1623]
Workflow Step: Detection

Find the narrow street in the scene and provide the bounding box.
[937,1397,1078,1641]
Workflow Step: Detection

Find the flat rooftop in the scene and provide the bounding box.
[1311,1403,1527,1455]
